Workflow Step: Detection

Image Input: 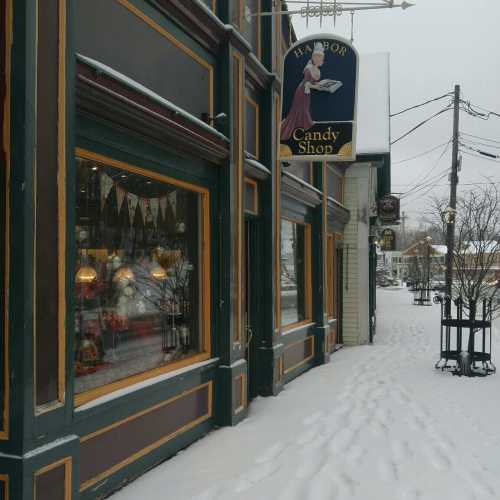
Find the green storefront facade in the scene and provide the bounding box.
[0,1,389,498]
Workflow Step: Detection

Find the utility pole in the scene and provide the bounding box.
[445,84,460,297]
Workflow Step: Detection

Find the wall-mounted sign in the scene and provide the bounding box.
[378,195,400,224]
[380,229,396,251]
[280,34,358,162]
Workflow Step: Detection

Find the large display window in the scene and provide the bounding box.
[74,152,210,404]
[280,218,312,330]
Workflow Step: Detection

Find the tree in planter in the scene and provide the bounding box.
[452,184,500,314]
[405,238,442,294]
[440,185,500,375]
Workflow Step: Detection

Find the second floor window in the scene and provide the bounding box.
[232,0,261,57]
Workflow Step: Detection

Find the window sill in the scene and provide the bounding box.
[74,352,212,409]
[281,320,315,335]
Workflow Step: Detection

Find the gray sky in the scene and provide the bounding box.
[291,0,500,228]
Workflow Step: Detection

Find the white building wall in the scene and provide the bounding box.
[342,163,372,346]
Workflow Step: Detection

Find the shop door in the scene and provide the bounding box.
[244,219,258,400]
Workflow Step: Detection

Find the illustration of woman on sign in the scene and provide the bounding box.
[281,42,342,141]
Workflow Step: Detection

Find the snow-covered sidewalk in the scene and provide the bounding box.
[111,288,500,500]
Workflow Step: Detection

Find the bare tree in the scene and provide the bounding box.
[420,195,448,244]
[406,239,442,290]
[452,184,500,315]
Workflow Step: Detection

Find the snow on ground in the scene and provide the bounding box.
[111,288,500,500]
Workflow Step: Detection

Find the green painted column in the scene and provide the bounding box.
[312,162,331,365]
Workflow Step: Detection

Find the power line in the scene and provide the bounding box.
[400,141,451,196]
[390,106,452,146]
[390,93,453,118]
[402,170,450,201]
[459,99,500,119]
[394,181,500,187]
[459,137,500,150]
[460,132,500,145]
[460,150,500,165]
[464,101,500,118]
[459,142,500,159]
[392,141,450,164]
[401,165,451,200]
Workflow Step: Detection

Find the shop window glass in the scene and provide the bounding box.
[244,178,258,214]
[327,166,344,203]
[245,93,259,159]
[74,157,206,396]
[280,219,309,327]
[285,162,313,184]
[232,1,260,56]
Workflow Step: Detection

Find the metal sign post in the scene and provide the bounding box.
[252,1,415,23]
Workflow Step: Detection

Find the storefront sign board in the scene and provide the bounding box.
[280,34,358,162]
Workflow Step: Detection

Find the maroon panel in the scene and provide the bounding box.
[80,384,210,487]
[35,0,61,405]
[35,464,66,500]
[283,337,313,373]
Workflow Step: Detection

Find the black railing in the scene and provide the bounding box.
[435,296,496,376]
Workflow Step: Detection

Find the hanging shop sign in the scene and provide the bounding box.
[378,195,400,224]
[279,34,358,162]
[380,229,396,251]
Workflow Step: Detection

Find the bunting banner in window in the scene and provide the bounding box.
[95,171,179,231]
[280,34,358,162]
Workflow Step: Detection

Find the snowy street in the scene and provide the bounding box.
[112,288,500,500]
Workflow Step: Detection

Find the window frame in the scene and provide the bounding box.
[232,0,261,58]
[73,148,212,407]
[244,93,260,160]
[244,177,258,215]
[326,164,345,205]
[280,217,313,333]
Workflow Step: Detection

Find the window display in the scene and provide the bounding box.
[280,219,310,328]
[74,156,208,397]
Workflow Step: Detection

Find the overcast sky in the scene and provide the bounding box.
[291,0,500,228]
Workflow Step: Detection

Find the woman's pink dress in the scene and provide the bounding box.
[281,67,319,141]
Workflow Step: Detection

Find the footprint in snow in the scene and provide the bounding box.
[296,428,318,446]
[378,458,398,482]
[255,442,287,464]
[304,468,335,500]
[422,443,452,471]
[234,461,281,493]
[345,443,365,464]
[391,439,412,461]
[303,410,325,426]
[191,485,222,500]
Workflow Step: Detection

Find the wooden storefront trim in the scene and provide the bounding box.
[0,0,12,439]
[33,0,67,413]
[232,50,244,346]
